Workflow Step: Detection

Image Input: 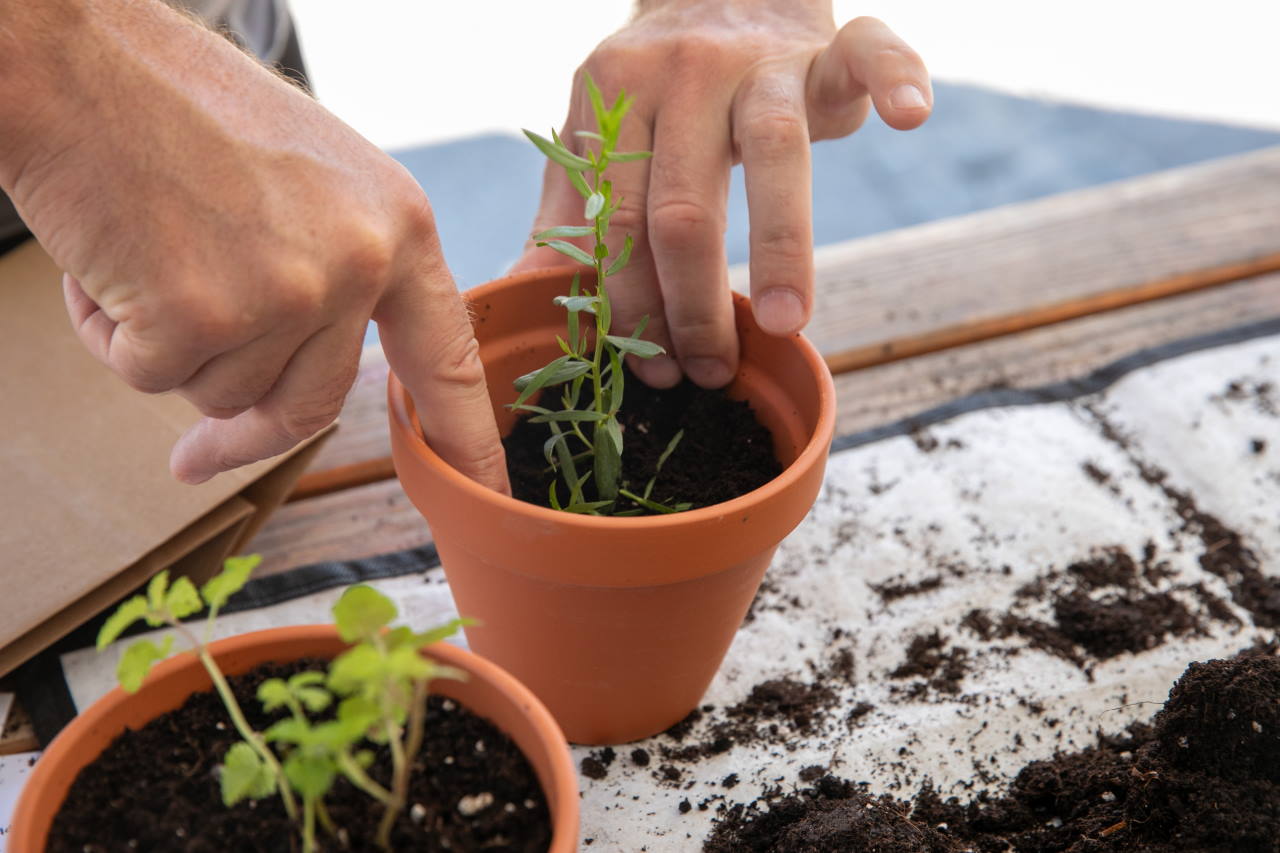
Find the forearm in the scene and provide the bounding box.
[0,0,227,194]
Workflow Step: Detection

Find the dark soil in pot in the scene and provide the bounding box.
[504,364,781,512]
[703,646,1280,853]
[48,659,551,852]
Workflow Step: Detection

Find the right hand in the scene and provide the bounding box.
[0,0,509,493]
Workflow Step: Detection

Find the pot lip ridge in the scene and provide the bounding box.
[11,624,579,852]
[388,267,837,531]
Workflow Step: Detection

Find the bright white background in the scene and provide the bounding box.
[291,0,1280,151]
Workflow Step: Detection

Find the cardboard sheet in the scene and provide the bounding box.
[0,240,330,676]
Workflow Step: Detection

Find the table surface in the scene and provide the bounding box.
[3,144,1279,756]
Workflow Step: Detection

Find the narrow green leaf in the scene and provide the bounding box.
[553,295,598,313]
[563,500,614,514]
[533,225,594,240]
[606,346,624,416]
[567,272,582,353]
[221,742,277,806]
[332,584,398,643]
[536,239,594,267]
[568,168,592,198]
[97,595,149,650]
[606,234,634,276]
[165,577,203,620]
[201,554,260,611]
[609,150,653,162]
[574,130,605,142]
[656,428,684,473]
[605,335,665,358]
[548,421,581,502]
[604,417,624,455]
[522,129,591,171]
[556,334,574,356]
[584,72,606,128]
[548,480,562,511]
[117,636,174,693]
[511,357,592,408]
[529,410,607,424]
[584,192,605,221]
[593,422,621,501]
[618,488,684,514]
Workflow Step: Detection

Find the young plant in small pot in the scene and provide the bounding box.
[9,557,579,852]
[389,78,835,745]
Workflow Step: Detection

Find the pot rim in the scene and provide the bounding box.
[388,267,836,530]
[11,625,579,852]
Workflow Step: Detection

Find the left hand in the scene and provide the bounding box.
[511,1,932,389]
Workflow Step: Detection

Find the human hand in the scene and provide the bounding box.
[512,1,930,389]
[0,0,508,492]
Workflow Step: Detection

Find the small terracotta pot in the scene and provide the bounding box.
[8,625,579,851]
[389,269,835,744]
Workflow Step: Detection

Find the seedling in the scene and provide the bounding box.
[96,556,468,852]
[517,73,691,516]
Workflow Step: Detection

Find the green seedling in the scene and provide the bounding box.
[97,557,469,852]
[518,72,691,516]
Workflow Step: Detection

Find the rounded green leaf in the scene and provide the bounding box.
[332,584,397,642]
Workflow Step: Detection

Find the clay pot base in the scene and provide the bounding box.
[47,659,552,852]
[504,364,782,512]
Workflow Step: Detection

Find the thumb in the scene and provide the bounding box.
[376,258,511,496]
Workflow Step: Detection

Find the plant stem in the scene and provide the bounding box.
[336,752,392,804]
[173,622,299,821]
[375,720,408,850]
[302,795,316,853]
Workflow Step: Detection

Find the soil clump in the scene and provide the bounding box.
[705,647,1280,852]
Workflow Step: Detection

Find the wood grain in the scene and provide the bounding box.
[251,273,1279,574]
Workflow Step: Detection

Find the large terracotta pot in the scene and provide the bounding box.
[389,268,836,745]
[8,625,579,851]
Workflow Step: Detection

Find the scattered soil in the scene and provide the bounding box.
[888,630,970,695]
[706,647,1280,852]
[49,659,551,852]
[504,363,781,513]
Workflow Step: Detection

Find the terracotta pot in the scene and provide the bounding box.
[8,625,579,851]
[389,269,836,745]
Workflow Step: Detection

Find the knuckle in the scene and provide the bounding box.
[427,333,488,391]
[742,109,809,158]
[667,314,731,356]
[755,224,811,266]
[605,200,647,240]
[649,199,722,250]
[275,401,341,445]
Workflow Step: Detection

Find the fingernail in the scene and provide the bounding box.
[756,288,805,335]
[889,84,927,110]
[684,357,733,389]
[634,355,682,389]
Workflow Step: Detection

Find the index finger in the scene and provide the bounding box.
[376,244,511,496]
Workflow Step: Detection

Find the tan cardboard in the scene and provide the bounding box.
[0,240,331,677]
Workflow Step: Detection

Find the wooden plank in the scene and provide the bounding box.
[774,145,1280,357]
[831,272,1280,437]
[252,273,1279,575]
[246,477,432,579]
[298,147,1280,494]
[0,701,38,756]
